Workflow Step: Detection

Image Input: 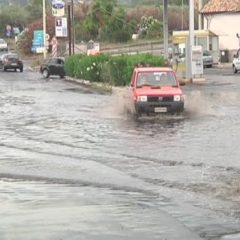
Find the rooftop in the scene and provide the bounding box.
[201,0,240,14]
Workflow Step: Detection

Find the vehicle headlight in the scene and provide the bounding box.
[174,95,182,101]
[137,96,147,102]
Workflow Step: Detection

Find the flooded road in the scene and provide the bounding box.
[1,66,240,240]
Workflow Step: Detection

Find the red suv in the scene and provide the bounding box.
[130,67,184,116]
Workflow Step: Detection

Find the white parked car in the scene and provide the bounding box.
[0,39,7,50]
[202,50,213,68]
[233,49,240,73]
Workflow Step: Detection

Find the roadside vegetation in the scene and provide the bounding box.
[64,53,167,86]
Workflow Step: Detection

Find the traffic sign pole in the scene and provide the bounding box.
[51,36,58,57]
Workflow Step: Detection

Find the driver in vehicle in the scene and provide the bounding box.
[137,74,150,87]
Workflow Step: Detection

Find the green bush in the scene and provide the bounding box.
[65,54,110,82]
[64,53,166,86]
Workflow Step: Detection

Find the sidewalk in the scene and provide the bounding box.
[214,62,232,69]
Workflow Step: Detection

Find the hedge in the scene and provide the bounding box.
[64,53,167,86]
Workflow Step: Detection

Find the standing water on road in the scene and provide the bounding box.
[0,69,240,240]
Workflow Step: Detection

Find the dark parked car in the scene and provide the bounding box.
[0,53,23,72]
[40,57,65,78]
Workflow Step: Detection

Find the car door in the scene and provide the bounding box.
[48,58,58,75]
[56,58,65,76]
[235,49,240,71]
[0,55,4,69]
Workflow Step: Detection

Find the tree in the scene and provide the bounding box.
[75,16,99,41]
[101,8,135,42]
[25,0,51,22]
[74,0,118,42]
[138,16,162,39]
[0,5,28,37]
[17,16,55,55]
[91,0,117,27]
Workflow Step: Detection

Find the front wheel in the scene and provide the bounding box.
[42,69,49,78]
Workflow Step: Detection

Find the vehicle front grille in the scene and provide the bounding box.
[147,96,173,102]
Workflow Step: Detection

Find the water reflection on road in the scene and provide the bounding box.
[0,69,240,240]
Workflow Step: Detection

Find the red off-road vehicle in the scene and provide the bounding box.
[130,67,184,116]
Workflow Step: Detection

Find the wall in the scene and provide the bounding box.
[203,12,240,56]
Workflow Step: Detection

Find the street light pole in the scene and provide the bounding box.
[163,0,168,60]
[43,0,47,59]
[71,0,75,54]
[67,3,72,55]
[181,0,184,30]
[186,0,194,80]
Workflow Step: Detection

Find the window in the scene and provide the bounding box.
[137,72,177,88]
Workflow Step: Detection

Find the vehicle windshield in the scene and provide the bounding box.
[137,71,177,88]
[203,51,211,56]
[0,39,6,44]
[0,48,8,52]
[7,54,19,60]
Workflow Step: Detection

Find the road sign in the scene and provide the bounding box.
[52,0,65,17]
[55,17,67,37]
[192,45,203,75]
[32,30,50,53]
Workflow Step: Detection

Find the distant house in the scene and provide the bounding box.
[201,0,240,60]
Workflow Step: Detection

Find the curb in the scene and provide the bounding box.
[65,76,113,94]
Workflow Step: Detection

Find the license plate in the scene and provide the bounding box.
[154,107,167,113]
[11,63,17,66]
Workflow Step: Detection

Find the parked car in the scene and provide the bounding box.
[170,50,213,69]
[232,49,240,73]
[0,53,23,72]
[0,47,8,54]
[0,38,7,50]
[40,57,65,78]
[130,67,184,116]
[202,50,213,68]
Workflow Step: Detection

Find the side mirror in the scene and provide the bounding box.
[233,54,238,58]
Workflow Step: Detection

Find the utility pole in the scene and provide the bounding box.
[43,0,47,59]
[67,3,72,56]
[198,0,203,30]
[71,0,75,54]
[163,0,168,59]
[186,0,194,80]
[181,0,184,30]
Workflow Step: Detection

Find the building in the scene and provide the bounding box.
[201,0,240,60]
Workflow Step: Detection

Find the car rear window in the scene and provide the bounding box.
[6,55,19,60]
